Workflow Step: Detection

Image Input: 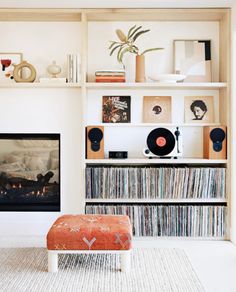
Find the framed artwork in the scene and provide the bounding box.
[0,53,22,82]
[174,40,212,82]
[102,96,131,123]
[143,96,172,123]
[184,96,214,123]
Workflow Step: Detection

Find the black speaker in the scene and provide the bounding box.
[86,126,104,159]
[203,126,226,159]
[210,128,226,152]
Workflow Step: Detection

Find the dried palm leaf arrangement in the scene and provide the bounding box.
[109,25,164,82]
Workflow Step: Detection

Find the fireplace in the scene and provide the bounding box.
[0,134,60,211]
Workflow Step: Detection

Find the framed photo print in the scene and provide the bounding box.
[174,40,212,82]
[184,96,214,123]
[143,96,172,123]
[0,53,22,82]
[102,96,131,123]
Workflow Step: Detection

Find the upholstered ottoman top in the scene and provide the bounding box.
[47,214,132,251]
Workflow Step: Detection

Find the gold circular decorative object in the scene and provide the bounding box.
[13,60,36,83]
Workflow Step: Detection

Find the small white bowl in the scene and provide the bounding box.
[149,74,186,83]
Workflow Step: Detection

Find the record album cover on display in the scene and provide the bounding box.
[143,96,172,123]
[102,96,131,123]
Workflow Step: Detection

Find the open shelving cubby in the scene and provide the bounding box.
[83,8,230,239]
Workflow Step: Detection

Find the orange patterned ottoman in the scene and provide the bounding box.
[47,214,132,273]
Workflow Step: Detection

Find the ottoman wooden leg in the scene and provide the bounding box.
[121,252,131,272]
[48,251,58,273]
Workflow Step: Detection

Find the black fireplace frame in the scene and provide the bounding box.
[0,133,60,212]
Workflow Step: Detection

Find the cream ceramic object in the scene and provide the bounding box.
[47,61,61,78]
[149,74,186,83]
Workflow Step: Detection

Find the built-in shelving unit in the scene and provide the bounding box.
[0,8,231,239]
[83,8,231,239]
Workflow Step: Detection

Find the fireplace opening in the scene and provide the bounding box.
[0,134,60,211]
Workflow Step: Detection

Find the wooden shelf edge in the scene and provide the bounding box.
[85,123,222,127]
[85,82,227,89]
[85,8,229,22]
[0,9,82,21]
[0,83,81,88]
[0,8,229,22]
[0,81,226,89]
[85,158,228,164]
[133,236,227,240]
[85,198,227,203]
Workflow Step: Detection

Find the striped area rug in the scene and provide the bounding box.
[0,248,204,292]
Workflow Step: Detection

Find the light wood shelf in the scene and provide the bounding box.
[85,158,228,165]
[85,198,227,204]
[134,236,227,240]
[85,82,227,90]
[0,82,226,90]
[0,83,81,88]
[85,123,221,127]
[0,9,82,21]
[85,8,229,22]
[0,8,229,22]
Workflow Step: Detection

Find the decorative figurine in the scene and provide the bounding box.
[13,60,36,83]
[47,61,61,78]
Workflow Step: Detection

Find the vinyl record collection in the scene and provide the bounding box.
[85,204,226,237]
[86,166,226,199]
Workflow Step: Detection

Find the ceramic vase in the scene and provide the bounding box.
[135,55,146,82]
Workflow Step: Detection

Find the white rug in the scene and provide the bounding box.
[0,248,204,292]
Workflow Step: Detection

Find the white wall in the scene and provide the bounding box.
[0,23,84,247]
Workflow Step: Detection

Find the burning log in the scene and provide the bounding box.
[37,171,54,185]
[0,171,56,199]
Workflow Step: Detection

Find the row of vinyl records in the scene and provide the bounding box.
[86,205,226,237]
[86,167,226,199]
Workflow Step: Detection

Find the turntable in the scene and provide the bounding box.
[143,127,183,158]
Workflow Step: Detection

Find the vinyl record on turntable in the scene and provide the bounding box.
[146,128,176,156]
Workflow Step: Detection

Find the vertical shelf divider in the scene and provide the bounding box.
[81,11,88,211]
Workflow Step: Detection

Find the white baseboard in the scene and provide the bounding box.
[0,236,46,248]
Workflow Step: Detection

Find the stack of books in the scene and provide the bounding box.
[95,70,125,82]
[67,53,81,83]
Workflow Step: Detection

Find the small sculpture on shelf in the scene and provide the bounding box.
[39,61,66,83]
[109,26,164,82]
[13,60,36,83]
[47,61,61,78]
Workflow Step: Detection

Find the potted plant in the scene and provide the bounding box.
[109,25,164,82]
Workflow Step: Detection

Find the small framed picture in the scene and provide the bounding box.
[0,53,22,82]
[184,96,214,123]
[102,96,131,123]
[143,96,172,123]
[174,40,212,82]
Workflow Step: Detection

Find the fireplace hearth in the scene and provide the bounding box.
[0,134,60,211]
